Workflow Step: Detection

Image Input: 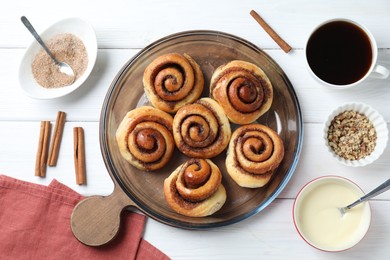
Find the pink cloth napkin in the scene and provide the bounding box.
[0,174,170,260]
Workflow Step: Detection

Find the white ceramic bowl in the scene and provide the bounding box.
[19,18,97,99]
[324,102,388,167]
[293,176,371,252]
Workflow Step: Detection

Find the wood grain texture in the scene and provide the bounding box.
[0,0,389,259]
[71,184,136,246]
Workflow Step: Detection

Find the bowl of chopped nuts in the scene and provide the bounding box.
[324,102,388,167]
[19,17,97,99]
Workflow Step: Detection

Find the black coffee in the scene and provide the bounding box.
[306,21,372,85]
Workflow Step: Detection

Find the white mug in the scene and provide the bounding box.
[305,18,389,89]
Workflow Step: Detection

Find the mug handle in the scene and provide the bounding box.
[371,64,390,79]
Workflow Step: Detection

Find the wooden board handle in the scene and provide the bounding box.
[71,184,135,246]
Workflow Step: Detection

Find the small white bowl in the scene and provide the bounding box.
[293,176,371,252]
[19,18,97,99]
[324,102,388,167]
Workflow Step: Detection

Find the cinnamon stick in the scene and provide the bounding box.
[48,111,66,166]
[73,127,86,185]
[35,121,51,177]
[250,10,292,53]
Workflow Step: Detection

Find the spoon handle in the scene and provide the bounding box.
[346,178,390,210]
[20,16,59,65]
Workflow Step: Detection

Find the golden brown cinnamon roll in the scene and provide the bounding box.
[210,60,273,124]
[226,124,284,188]
[116,106,174,171]
[164,158,226,217]
[173,98,231,158]
[143,53,204,113]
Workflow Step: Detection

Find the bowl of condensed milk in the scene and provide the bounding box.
[293,176,371,251]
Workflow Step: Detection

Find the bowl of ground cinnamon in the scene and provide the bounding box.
[324,102,388,167]
[19,17,97,99]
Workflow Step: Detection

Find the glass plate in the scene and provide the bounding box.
[100,30,303,229]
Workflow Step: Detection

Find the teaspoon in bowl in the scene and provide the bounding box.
[21,16,75,83]
[340,178,390,215]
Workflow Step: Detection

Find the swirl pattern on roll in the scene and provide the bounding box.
[173,98,231,159]
[226,124,284,188]
[116,106,174,171]
[210,60,273,124]
[143,53,204,113]
[164,158,226,217]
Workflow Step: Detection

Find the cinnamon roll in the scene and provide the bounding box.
[210,60,273,124]
[173,97,231,158]
[226,124,284,188]
[143,53,204,113]
[164,158,226,217]
[116,106,174,171]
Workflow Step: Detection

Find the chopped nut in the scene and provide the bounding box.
[327,110,377,160]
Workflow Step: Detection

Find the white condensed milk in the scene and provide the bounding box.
[293,176,371,251]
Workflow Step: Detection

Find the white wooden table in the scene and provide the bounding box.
[1,0,389,259]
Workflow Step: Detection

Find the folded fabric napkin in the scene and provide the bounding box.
[0,175,169,260]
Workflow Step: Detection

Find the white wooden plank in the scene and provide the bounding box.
[144,199,390,259]
[279,123,390,200]
[2,0,390,49]
[0,121,113,196]
[1,49,390,123]
[0,1,390,258]
[1,121,389,200]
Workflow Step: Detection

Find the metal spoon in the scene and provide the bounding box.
[21,16,75,82]
[340,178,390,215]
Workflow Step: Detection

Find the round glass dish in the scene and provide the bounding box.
[100,30,303,229]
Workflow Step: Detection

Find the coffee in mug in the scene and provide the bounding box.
[305,19,389,88]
